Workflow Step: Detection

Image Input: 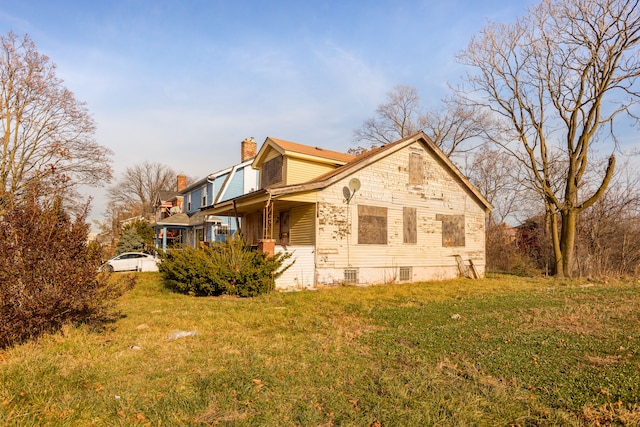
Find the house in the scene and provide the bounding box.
[203,132,492,289]
[152,138,259,251]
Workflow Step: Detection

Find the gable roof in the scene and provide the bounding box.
[268,132,492,211]
[156,190,181,202]
[252,137,355,168]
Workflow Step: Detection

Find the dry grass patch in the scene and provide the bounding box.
[582,402,640,426]
[583,354,623,367]
[195,401,251,424]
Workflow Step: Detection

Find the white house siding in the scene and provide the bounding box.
[315,143,486,285]
[243,165,258,193]
[274,245,315,290]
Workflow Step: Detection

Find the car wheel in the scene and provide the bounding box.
[104,264,114,273]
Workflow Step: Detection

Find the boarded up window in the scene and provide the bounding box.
[262,155,283,188]
[403,207,417,244]
[358,205,387,244]
[436,214,465,247]
[409,152,425,184]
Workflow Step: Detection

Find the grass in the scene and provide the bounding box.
[1,273,639,426]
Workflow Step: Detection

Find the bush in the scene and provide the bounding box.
[116,220,155,255]
[159,237,292,297]
[0,194,135,349]
[486,223,540,276]
[116,226,146,254]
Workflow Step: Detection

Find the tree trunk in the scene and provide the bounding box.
[560,209,578,278]
[549,208,563,277]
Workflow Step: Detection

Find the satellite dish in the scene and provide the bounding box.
[343,186,352,202]
[349,178,361,192]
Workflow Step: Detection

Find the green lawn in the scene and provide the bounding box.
[1,274,639,426]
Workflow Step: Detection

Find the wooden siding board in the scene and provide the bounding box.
[224,169,244,201]
[272,204,316,246]
[277,192,317,203]
[286,158,337,186]
[289,204,315,245]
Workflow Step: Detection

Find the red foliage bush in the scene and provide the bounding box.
[0,195,134,348]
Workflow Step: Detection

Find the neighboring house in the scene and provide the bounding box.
[152,138,259,251]
[203,132,492,289]
[152,175,187,249]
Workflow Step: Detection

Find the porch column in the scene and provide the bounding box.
[259,197,276,256]
[162,226,167,252]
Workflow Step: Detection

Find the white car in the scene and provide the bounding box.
[100,252,159,272]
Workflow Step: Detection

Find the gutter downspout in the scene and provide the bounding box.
[233,199,241,238]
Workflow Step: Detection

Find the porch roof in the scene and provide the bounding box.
[153,213,189,227]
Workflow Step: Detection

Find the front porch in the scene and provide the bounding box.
[202,191,319,289]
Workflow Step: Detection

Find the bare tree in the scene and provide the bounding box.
[422,100,492,157]
[0,31,113,210]
[106,161,179,220]
[353,85,427,150]
[457,0,640,277]
[465,144,528,225]
[574,161,640,276]
[353,85,490,159]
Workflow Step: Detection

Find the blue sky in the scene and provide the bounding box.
[1,0,535,222]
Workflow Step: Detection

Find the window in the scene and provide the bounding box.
[436,214,465,247]
[344,269,358,284]
[399,267,411,281]
[358,205,387,244]
[201,186,207,207]
[403,207,417,244]
[262,155,283,188]
[409,152,424,185]
[187,193,192,212]
[214,224,230,235]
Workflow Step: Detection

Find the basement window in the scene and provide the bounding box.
[399,267,411,282]
[344,269,358,284]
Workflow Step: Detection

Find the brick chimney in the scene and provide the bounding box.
[241,137,257,162]
[177,174,187,192]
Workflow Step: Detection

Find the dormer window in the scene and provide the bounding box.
[261,155,283,188]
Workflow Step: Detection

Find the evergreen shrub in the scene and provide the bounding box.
[159,237,292,297]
